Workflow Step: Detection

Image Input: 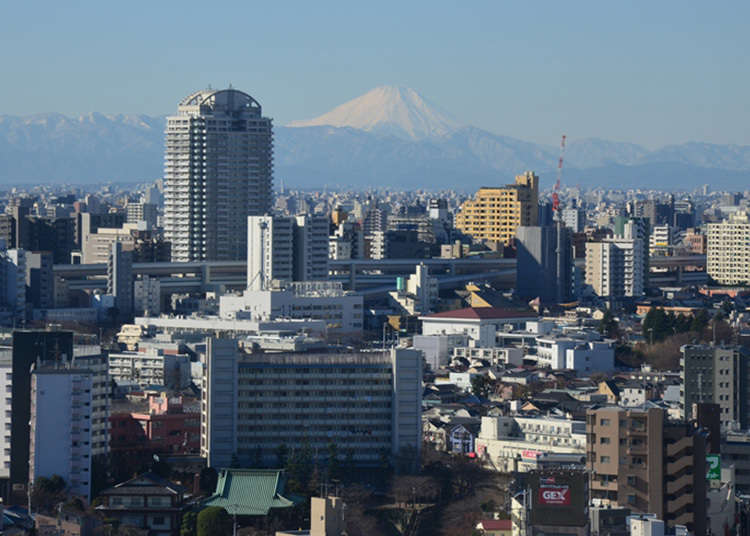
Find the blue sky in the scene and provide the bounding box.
[1,1,747,148]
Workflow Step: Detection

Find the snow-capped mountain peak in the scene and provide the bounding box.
[288,85,462,140]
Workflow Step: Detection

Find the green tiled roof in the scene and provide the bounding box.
[203,469,299,516]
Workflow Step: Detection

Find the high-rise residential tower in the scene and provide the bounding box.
[455,171,539,245]
[164,89,273,262]
[585,237,645,300]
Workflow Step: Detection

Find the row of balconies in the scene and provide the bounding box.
[238,372,392,381]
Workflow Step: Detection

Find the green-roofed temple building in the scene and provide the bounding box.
[203,468,299,516]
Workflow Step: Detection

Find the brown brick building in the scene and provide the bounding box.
[586,406,707,536]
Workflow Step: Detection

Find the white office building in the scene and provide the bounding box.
[164,89,273,262]
[201,339,422,469]
[220,281,364,336]
[30,367,94,501]
[247,214,329,290]
[247,215,294,290]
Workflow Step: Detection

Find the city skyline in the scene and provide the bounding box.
[1,1,748,148]
[2,2,750,534]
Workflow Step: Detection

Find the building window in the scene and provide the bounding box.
[600,418,611,426]
[600,456,610,463]
[600,437,611,444]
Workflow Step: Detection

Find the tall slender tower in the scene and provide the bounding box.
[164,89,273,262]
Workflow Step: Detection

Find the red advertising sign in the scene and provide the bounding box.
[538,485,570,506]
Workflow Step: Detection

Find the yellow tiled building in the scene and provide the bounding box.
[455,171,539,244]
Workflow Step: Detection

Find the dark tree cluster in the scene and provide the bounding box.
[642,307,708,343]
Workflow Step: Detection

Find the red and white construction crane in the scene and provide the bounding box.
[553,134,567,304]
[552,134,566,215]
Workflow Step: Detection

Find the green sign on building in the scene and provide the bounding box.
[706,454,721,480]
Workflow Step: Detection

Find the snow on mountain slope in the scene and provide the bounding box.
[288,86,462,140]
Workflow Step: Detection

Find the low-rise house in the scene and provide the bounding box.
[34,508,102,536]
[96,473,185,536]
[423,419,449,451]
[598,380,620,403]
[423,383,462,404]
[619,382,652,407]
[448,422,480,454]
[500,369,538,385]
[475,518,512,536]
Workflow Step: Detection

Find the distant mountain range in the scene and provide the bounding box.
[1,86,749,190]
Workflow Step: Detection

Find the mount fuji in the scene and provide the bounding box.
[288,86,462,140]
[1,86,750,189]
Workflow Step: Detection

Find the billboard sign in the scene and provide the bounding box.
[529,471,587,527]
[706,454,720,480]
[538,484,571,506]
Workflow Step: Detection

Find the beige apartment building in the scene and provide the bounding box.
[585,238,645,298]
[455,171,539,245]
[586,406,707,536]
[707,211,750,285]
